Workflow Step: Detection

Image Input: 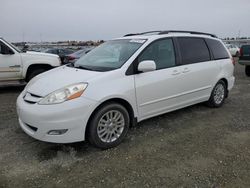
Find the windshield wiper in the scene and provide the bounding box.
[75,65,94,71]
[66,62,75,67]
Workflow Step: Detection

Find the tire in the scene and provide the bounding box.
[87,102,130,149]
[206,80,227,108]
[26,68,46,82]
[245,66,250,77]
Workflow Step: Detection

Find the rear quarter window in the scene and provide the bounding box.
[205,39,230,60]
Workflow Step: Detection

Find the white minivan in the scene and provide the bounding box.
[17,31,235,149]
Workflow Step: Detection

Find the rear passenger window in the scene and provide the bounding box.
[178,37,210,65]
[138,38,176,70]
[205,39,230,60]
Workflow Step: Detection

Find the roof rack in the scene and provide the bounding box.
[159,30,217,38]
[123,31,162,37]
[124,30,217,38]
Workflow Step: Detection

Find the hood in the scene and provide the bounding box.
[22,51,59,58]
[26,66,102,97]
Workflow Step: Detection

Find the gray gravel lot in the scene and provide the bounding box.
[0,62,250,188]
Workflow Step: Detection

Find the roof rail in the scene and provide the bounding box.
[123,30,217,38]
[123,31,162,37]
[159,30,217,38]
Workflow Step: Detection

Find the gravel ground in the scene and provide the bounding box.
[0,62,250,188]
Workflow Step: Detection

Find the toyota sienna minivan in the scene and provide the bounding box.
[17,30,235,149]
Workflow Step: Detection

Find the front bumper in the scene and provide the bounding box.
[16,91,96,143]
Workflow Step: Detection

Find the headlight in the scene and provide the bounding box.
[38,83,88,105]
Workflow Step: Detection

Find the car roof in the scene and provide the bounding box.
[116,30,218,41]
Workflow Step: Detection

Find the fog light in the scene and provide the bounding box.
[48,129,68,135]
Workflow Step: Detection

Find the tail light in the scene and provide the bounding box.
[240,47,243,57]
[68,56,75,60]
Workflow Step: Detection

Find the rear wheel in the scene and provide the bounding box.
[245,66,250,77]
[26,68,47,82]
[206,80,227,108]
[87,103,130,149]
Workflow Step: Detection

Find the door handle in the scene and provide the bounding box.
[172,70,181,75]
[182,67,190,73]
[9,65,21,68]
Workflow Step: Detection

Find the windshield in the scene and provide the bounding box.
[74,39,146,71]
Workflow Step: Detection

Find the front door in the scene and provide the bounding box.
[135,38,184,120]
[0,41,22,81]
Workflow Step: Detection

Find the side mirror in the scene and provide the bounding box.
[138,60,156,72]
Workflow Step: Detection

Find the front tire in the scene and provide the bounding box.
[87,103,130,149]
[206,80,227,108]
[245,66,250,77]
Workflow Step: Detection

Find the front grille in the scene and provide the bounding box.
[26,124,38,132]
[24,100,36,104]
[23,92,43,104]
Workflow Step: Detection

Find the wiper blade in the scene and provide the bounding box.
[66,62,75,67]
[75,65,94,71]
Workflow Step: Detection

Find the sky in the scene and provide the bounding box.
[1,0,250,42]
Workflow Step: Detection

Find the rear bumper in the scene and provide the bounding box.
[239,60,250,66]
[227,76,235,91]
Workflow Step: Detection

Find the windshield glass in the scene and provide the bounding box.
[74,39,146,71]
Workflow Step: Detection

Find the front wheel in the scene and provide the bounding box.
[87,103,130,149]
[206,80,227,108]
[245,66,250,77]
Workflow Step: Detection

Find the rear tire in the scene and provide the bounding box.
[206,80,227,108]
[26,68,47,82]
[245,66,250,77]
[87,102,130,149]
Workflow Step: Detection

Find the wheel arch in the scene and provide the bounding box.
[215,78,228,97]
[85,98,137,140]
[25,64,53,81]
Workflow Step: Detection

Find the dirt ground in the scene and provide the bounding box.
[0,62,249,188]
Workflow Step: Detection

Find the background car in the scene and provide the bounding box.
[44,48,75,62]
[64,47,95,64]
[0,37,61,85]
[238,44,250,76]
[225,44,240,57]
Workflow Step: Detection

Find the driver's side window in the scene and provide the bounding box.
[138,38,176,70]
[0,42,13,55]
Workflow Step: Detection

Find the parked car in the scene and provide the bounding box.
[17,30,235,149]
[225,44,240,57]
[64,47,95,64]
[44,48,75,62]
[0,38,61,86]
[238,44,250,76]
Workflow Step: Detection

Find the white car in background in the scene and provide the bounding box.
[225,44,240,57]
[0,38,61,86]
[17,30,235,149]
